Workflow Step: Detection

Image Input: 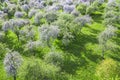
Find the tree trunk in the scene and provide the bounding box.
[13,75,16,80]
[16,33,19,42]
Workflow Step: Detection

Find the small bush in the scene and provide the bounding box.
[44,52,64,66]
[96,58,120,80]
[19,59,61,80]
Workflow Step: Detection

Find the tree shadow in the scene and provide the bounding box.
[62,55,88,74]
[61,33,100,74]
[84,50,103,63]
[63,33,97,56]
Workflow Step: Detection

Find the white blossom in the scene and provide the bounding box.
[21,4,30,12]
[3,51,23,76]
[65,0,73,5]
[26,40,42,50]
[108,0,115,3]
[63,5,75,13]
[74,15,92,26]
[34,12,44,24]
[39,25,60,42]
[0,11,4,16]
[28,9,38,18]
[2,21,12,32]
[14,11,25,18]
[71,9,80,16]
[98,25,117,44]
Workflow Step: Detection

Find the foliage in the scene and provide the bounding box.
[86,0,104,15]
[74,15,92,26]
[28,9,38,18]
[103,0,120,25]
[44,52,64,66]
[96,58,120,80]
[44,11,58,24]
[34,12,44,25]
[0,43,6,60]
[77,3,87,15]
[3,51,23,78]
[39,25,60,47]
[63,5,75,13]
[98,25,117,57]
[19,59,63,80]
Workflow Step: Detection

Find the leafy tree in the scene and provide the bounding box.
[74,15,92,27]
[44,11,58,24]
[28,9,38,18]
[98,25,117,58]
[103,0,120,25]
[44,52,64,67]
[2,19,30,42]
[25,40,42,56]
[63,5,75,13]
[20,59,61,80]
[14,11,25,18]
[39,25,60,47]
[3,51,23,80]
[34,12,44,25]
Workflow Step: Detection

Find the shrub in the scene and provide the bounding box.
[20,59,61,80]
[98,25,117,57]
[44,52,64,66]
[96,58,120,80]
